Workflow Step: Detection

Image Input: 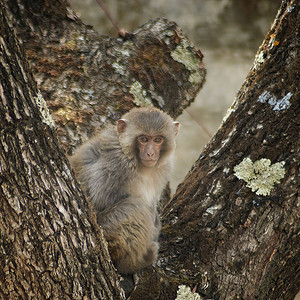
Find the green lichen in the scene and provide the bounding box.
[176,285,202,300]
[234,158,285,196]
[34,91,55,128]
[222,103,237,123]
[129,81,152,106]
[188,72,204,84]
[112,62,126,75]
[253,51,265,70]
[170,40,203,84]
[114,44,131,57]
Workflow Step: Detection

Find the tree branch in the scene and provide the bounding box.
[6,0,206,154]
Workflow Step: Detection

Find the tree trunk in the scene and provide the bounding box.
[0,2,124,299]
[5,0,206,155]
[131,1,300,299]
[2,0,299,299]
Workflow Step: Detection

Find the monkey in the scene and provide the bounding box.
[69,107,179,274]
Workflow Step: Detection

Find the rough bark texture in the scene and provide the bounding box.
[6,0,206,155]
[131,1,299,299]
[3,0,206,298]
[0,2,124,299]
[2,0,299,299]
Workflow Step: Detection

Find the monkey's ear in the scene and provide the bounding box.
[117,119,127,134]
[173,121,179,136]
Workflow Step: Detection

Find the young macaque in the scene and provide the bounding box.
[69,107,179,274]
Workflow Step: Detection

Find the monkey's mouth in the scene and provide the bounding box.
[141,159,157,167]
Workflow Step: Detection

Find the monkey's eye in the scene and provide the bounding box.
[138,136,149,144]
[153,137,164,144]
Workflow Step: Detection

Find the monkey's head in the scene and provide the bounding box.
[116,107,179,168]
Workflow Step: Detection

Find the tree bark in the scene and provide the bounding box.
[6,0,206,155]
[2,0,299,299]
[2,0,206,298]
[131,1,300,299]
[0,2,124,299]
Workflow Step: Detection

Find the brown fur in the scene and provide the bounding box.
[69,107,178,274]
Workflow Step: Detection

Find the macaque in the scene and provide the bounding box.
[69,107,179,274]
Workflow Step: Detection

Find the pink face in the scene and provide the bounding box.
[137,135,164,167]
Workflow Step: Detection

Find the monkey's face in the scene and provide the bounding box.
[116,108,179,167]
[137,135,164,167]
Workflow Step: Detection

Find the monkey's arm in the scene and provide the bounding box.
[69,137,101,176]
[97,198,159,274]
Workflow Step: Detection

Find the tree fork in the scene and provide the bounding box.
[2,0,299,299]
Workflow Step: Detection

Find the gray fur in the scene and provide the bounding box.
[69,107,177,274]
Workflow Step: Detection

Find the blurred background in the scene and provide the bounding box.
[68,0,281,191]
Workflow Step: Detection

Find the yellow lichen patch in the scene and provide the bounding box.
[55,106,80,125]
[61,40,77,51]
[234,158,285,196]
[269,34,280,48]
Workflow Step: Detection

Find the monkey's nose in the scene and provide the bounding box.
[147,152,154,157]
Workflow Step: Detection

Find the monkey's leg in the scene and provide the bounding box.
[97,198,159,274]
